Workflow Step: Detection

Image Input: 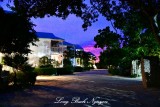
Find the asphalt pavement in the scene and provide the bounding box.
[0,69,160,107]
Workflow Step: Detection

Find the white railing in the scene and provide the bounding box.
[51,47,63,53]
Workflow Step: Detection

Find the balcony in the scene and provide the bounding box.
[51,47,63,54]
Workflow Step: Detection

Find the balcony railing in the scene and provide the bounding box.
[51,47,63,53]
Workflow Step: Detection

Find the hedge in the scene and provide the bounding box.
[34,67,57,75]
[73,66,84,72]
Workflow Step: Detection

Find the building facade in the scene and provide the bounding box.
[28,32,64,67]
[28,32,85,67]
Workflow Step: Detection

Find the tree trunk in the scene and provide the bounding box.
[141,58,147,88]
[149,17,160,45]
[13,69,17,86]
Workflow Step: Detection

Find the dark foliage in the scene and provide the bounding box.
[56,67,73,75]
[0,8,37,54]
[74,66,84,72]
[145,56,160,88]
[34,67,57,75]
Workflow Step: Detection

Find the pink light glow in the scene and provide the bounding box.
[82,41,102,63]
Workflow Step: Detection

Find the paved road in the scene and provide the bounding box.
[0,69,160,107]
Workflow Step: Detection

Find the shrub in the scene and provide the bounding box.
[12,71,37,87]
[74,66,84,72]
[39,56,51,67]
[64,65,74,74]
[1,70,37,89]
[84,67,93,71]
[108,66,131,77]
[34,67,57,75]
[16,64,37,86]
[0,70,10,90]
[56,58,74,75]
[108,67,119,75]
[39,64,53,68]
[24,71,37,86]
[111,69,119,75]
[130,74,138,78]
[56,67,73,75]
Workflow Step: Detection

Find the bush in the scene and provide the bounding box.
[130,74,138,78]
[83,67,93,71]
[34,67,57,75]
[108,67,119,75]
[0,70,37,90]
[0,70,10,90]
[56,67,73,75]
[119,68,131,77]
[56,58,74,75]
[74,66,84,72]
[39,64,53,68]
[11,71,37,86]
[15,72,25,85]
[108,66,131,77]
[24,71,37,85]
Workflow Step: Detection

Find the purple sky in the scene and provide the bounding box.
[32,15,109,44]
[1,1,112,61]
[32,16,110,62]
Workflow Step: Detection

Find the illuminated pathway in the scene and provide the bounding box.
[0,69,160,107]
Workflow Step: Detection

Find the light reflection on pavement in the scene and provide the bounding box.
[0,69,160,107]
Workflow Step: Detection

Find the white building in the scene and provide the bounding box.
[28,32,84,67]
[28,32,64,67]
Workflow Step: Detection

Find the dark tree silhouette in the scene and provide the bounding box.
[0,8,37,54]
[90,0,160,44]
[91,0,160,88]
[1,0,98,30]
[0,7,37,86]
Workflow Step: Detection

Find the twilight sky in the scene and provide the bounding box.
[31,15,110,62]
[1,1,112,62]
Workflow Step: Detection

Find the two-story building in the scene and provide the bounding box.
[28,32,84,67]
[28,32,64,67]
[62,41,84,67]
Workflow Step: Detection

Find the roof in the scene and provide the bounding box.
[4,10,14,14]
[74,44,83,50]
[36,32,64,40]
[63,41,74,46]
[3,9,15,14]
[36,32,83,50]
[62,41,83,50]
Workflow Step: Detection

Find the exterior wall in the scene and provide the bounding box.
[28,38,50,67]
[28,38,64,67]
[70,58,83,67]
[0,53,4,64]
[131,59,150,76]
[28,38,85,68]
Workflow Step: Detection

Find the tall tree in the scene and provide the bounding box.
[1,0,98,30]
[91,0,160,44]
[0,7,38,85]
[92,0,160,88]
[0,8,37,54]
[122,0,160,44]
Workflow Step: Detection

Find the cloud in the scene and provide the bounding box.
[81,40,102,62]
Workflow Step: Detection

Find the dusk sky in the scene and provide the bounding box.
[1,1,113,62]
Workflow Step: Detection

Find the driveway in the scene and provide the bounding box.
[0,69,160,107]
